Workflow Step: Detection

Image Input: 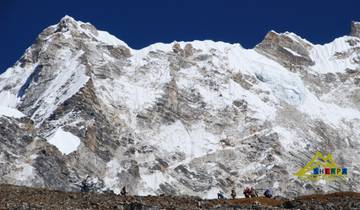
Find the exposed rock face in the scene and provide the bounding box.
[351,21,360,38]
[1,16,360,199]
[255,31,314,70]
[0,116,74,190]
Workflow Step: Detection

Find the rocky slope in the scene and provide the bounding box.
[1,16,360,198]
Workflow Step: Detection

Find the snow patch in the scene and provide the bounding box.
[0,106,25,118]
[0,91,18,107]
[47,128,80,155]
[283,47,302,57]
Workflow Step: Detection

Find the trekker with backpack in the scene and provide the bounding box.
[243,186,251,198]
[264,189,273,198]
[231,188,236,199]
[120,186,127,196]
[217,191,225,199]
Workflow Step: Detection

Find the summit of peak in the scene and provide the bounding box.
[58,15,82,27]
[264,30,313,46]
[259,30,313,50]
[55,15,82,32]
[60,15,76,22]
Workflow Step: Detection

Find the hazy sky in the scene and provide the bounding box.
[1,0,359,72]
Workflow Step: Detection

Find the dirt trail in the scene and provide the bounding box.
[1,184,360,209]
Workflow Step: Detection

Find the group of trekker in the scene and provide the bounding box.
[217,187,273,199]
[81,176,273,199]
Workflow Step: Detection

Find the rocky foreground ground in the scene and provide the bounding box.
[0,184,360,209]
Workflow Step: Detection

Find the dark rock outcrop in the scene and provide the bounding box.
[351,21,360,38]
[255,31,314,69]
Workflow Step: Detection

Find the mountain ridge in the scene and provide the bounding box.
[47,16,360,52]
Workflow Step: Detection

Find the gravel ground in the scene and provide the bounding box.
[1,184,360,209]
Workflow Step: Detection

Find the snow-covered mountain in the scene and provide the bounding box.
[1,16,360,198]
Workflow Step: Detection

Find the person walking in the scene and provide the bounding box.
[231,188,236,199]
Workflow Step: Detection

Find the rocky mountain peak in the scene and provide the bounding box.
[1,18,360,199]
[351,21,360,38]
[255,30,315,69]
[60,15,76,22]
[57,15,78,31]
[35,15,123,49]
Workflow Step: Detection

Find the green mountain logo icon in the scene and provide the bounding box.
[294,151,342,181]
